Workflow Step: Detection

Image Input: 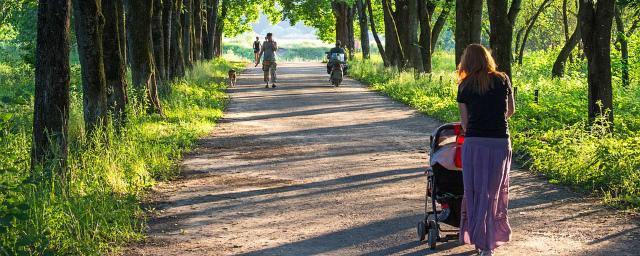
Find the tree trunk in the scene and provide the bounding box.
[203,0,219,59]
[487,0,521,78]
[169,0,185,78]
[125,0,163,114]
[366,0,386,65]
[395,0,423,71]
[162,0,172,78]
[193,0,202,60]
[614,5,629,88]
[382,0,404,67]
[182,0,193,69]
[347,5,356,60]
[455,0,482,65]
[562,0,570,42]
[333,1,349,53]
[517,0,551,64]
[430,0,452,53]
[213,1,226,58]
[32,0,72,173]
[355,0,370,59]
[103,0,128,124]
[73,0,109,134]
[551,23,580,78]
[418,0,432,72]
[579,0,615,125]
[152,0,166,81]
[117,0,127,66]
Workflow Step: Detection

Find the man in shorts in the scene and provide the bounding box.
[256,32,278,88]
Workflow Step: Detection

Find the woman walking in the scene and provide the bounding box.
[456,44,515,256]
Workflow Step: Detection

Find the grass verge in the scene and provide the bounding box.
[0,58,244,254]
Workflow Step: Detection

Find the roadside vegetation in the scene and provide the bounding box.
[1,52,242,254]
[349,48,640,208]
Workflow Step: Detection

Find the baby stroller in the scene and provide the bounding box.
[417,122,465,249]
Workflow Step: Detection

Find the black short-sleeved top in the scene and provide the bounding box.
[456,74,512,138]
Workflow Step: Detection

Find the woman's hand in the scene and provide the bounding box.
[506,91,515,118]
[458,103,468,132]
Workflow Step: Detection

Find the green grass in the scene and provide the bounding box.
[0,58,243,254]
[349,50,640,209]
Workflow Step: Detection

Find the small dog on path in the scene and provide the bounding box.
[228,69,237,87]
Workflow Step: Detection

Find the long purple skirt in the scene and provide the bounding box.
[459,137,512,251]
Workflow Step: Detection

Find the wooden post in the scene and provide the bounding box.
[534,89,539,103]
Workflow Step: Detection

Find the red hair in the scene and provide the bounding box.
[457,44,506,94]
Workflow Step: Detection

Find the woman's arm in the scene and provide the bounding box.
[506,90,515,118]
[458,103,469,132]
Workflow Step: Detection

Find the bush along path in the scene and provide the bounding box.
[127,63,639,256]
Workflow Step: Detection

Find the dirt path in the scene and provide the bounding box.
[127,63,640,256]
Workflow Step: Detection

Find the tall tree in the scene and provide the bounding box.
[579,0,615,125]
[125,0,163,114]
[103,0,128,124]
[551,22,581,77]
[355,0,370,59]
[366,0,386,64]
[169,0,185,78]
[614,3,630,87]
[430,0,453,53]
[333,1,351,56]
[382,0,404,67]
[73,0,109,134]
[152,0,166,81]
[32,0,72,173]
[193,0,203,60]
[163,0,172,77]
[487,0,521,78]
[182,0,193,68]
[203,0,219,59]
[213,0,227,57]
[516,0,552,64]
[117,0,127,65]
[396,0,423,71]
[455,0,482,65]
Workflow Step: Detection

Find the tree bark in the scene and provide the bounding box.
[517,0,551,64]
[333,1,349,54]
[347,5,356,60]
[430,0,452,53]
[32,0,71,173]
[193,0,202,60]
[552,23,580,78]
[614,5,629,88]
[455,0,482,65]
[213,1,226,58]
[125,0,163,114]
[103,0,128,124]
[418,0,433,72]
[355,0,370,59]
[182,0,193,68]
[117,0,127,66]
[152,0,166,81]
[366,0,386,65]
[203,0,219,59]
[73,0,109,134]
[579,0,615,125]
[169,0,185,78]
[396,0,423,71]
[162,0,172,78]
[381,0,404,67]
[487,0,521,78]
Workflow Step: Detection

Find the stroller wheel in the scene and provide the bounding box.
[427,220,439,250]
[417,221,427,241]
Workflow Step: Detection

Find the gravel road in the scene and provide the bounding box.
[127,63,640,256]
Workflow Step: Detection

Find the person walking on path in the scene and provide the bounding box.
[253,37,261,64]
[256,32,278,88]
[456,44,516,256]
